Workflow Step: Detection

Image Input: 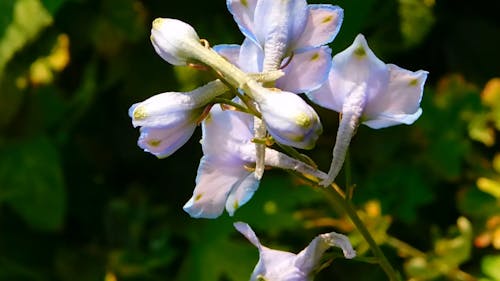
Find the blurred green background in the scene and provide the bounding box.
[0,0,499,280]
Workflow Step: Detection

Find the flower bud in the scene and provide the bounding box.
[129,80,227,158]
[251,84,322,149]
[150,18,201,65]
[129,98,201,158]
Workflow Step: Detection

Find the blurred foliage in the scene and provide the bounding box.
[0,0,499,280]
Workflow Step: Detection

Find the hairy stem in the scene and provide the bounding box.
[327,187,402,281]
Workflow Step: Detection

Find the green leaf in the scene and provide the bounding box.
[0,136,66,231]
[481,255,500,281]
[457,186,500,219]
[0,0,53,77]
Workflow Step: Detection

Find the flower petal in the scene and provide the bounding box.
[183,156,254,218]
[234,222,262,249]
[238,38,264,72]
[234,222,300,281]
[253,0,308,45]
[295,231,355,274]
[294,5,344,49]
[130,92,199,128]
[276,46,332,93]
[306,34,389,112]
[253,0,308,70]
[225,172,260,216]
[137,125,196,158]
[202,103,255,161]
[363,64,428,120]
[213,44,241,65]
[227,0,259,43]
[362,108,423,129]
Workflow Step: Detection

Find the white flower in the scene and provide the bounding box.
[234,222,356,281]
[307,34,428,186]
[183,101,328,218]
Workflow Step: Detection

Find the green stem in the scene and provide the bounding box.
[290,170,401,280]
[327,187,402,281]
[275,142,317,167]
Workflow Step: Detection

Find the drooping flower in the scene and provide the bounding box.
[234,222,356,281]
[183,100,327,218]
[306,34,428,186]
[129,80,228,158]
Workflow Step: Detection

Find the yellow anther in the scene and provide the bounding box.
[147,139,162,147]
[322,15,333,23]
[152,18,164,29]
[195,193,203,201]
[310,53,320,61]
[295,113,311,127]
[354,46,366,58]
[241,0,248,7]
[133,106,147,120]
[409,78,418,86]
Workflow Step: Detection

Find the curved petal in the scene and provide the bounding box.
[238,38,263,72]
[225,172,260,216]
[304,72,342,112]
[295,232,355,274]
[183,156,255,218]
[307,34,389,113]
[362,108,423,129]
[234,222,262,249]
[234,223,301,281]
[276,46,332,93]
[227,0,259,43]
[294,5,344,49]
[202,103,255,161]
[364,64,428,119]
[137,124,196,158]
[253,0,308,70]
[213,44,241,66]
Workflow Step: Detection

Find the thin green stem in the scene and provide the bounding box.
[275,142,317,167]
[289,170,401,280]
[327,187,402,281]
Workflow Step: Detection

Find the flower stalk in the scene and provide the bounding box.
[326,183,403,281]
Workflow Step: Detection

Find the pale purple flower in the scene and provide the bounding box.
[183,101,328,218]
[217,0,343,93]
[227,0,343,70]
[129,80,227,158]
[234,222,356,281]
[307,34,428,186]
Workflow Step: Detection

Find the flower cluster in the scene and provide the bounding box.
[129,0,427,279]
